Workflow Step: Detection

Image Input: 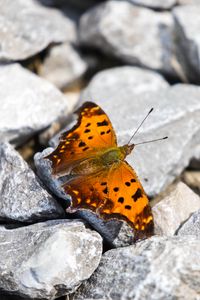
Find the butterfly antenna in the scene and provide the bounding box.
[134,136,168,146]
[127,108,153,145]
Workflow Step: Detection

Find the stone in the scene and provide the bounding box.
[177,209,200,237]
[153,182,200,235]
[39,43,87,90]
[177,0,200,4]
[124,0,176,9]
[182,171,200,192]
[0,219,102,299]
[0,63,70,146]
[173,5,200,82]
[0,0,76,61]
[79,1,177,76]
[81,83,200,197]
[73,235,200,300]
[0,142,64,222]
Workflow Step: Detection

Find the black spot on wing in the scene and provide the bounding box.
[132,188,142,202]
[97,120,109,127]
[118,197,124,203]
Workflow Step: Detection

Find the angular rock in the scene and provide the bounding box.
[73,235,200,300]
[177,209,200,237]
[153,182,200,235]
[173,5,200,82]
[81,83,200,197]
[0,0,76,61]
[0,219,102,299]
[79,1,177,76]
[0,142,64,222]
[81,66,169,96]
[39,43,87,90]
[0,63,70,145]
[125,0,176,9]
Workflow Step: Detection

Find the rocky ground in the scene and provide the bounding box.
[0,0,200,299]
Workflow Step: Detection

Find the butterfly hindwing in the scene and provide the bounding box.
[45,102,117,175]
[63,160,153,235]
[99,161,153,234]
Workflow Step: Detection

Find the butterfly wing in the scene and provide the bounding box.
[45,102,117,175]
[99,161,154,235]
[63,161,153,235]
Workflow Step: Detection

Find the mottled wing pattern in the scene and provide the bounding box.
[63,161,153,235]
[45,102,117,175]
[99,161,153,235]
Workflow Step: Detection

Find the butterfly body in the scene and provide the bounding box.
[45,102,154,238]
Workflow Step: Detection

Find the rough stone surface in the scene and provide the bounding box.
[0,219,102,299]
[173,5,200,82]
[73,235,200,300]
[79,1,177,76]
[125,0,176,9]
[177,209,200,237]
[0,0,76,61]
[39,43,87,90]
[80,66,169,97]
[153,182,200,235]
[0,142,64,222]
[0,63,70,145]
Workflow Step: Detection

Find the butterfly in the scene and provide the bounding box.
[45,102,154,238]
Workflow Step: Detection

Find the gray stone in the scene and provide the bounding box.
[73,235,200,300]
[173,5,200,82]
[0,142,64,222]
[177,0,200,4]
[81,83,200,197]
[79,1,177,76]
[0,0,76,61]
[123,0,176,9]
[39,43,87,90]
[153,182,200,235]
[178,209,200,237]
[0,63,70,146]
[0,219,102,299]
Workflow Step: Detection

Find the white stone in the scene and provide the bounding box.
[0,63,70,145]
[79,1,177,76]
[0,220,102,299]
[153,182,200,235]
[0,0,76,61]
[39,43,87,90]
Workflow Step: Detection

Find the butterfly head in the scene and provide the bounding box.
[120,144,135,158]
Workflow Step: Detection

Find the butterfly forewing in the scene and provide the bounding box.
[45,102,117,175]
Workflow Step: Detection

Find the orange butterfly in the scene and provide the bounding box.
[45,102,156,237]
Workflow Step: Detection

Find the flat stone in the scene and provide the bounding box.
[177,209,200,237]
[79,1,177,76]
[123,0,176,9]
[153,182,200,235]
[0,0,76,61]
[0,63,70,146]
[73,235,200,300]
[0,142,64,222]
[0,219,102,299]
[173,5,200,82]
[39,43,87,90]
